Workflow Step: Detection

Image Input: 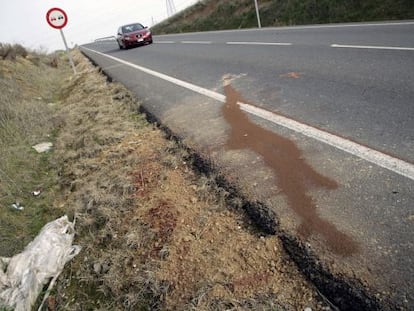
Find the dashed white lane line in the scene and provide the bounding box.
[81,46,414,181]
[181,41,212,44]
[226,41,292,46]
[331,44,414,51]
[127,40,413,51]
[156,41,176,44]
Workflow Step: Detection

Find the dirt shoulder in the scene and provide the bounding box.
[1,49,330,310]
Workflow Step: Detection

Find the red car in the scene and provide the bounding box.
[116,23,153,49]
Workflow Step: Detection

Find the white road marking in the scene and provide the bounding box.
[81,46,414,181]
[238,103,414,181]
[81,47,225,102]
[181,41,212,44]
[331,44,414,51]
[156,41,176,44]
[226,42,292,46]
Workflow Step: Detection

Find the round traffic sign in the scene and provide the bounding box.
[46,8,68,29]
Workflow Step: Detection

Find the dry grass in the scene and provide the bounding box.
[0,43,27,60]
[1,47,328,310]
[0,46,71,256]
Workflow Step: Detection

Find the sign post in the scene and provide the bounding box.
[254,0,262,28]
[46,8,76,74]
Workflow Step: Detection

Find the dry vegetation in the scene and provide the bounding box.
[0,45,70,256]
[152,0,414,34]
[1,46,330,310]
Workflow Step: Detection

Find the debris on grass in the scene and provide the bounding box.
[10,202,24,211]
[32,142,53,153]
[0,216,81,311]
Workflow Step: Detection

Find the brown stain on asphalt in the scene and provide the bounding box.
[222,83,359,256]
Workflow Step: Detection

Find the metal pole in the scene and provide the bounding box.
[166,0,176,17]
[59,29,77,74]
[254,0,262,28]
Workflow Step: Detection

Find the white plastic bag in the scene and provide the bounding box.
[0,215,81,311]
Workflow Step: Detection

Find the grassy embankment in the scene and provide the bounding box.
[152,0,414,34]
[0,45,329,310]
[0,43,68,256]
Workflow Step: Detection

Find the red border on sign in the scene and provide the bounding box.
[46,7,68,29]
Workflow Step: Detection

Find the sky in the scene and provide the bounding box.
[0,0,199,52]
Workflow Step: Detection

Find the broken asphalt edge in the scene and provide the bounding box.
[81,51,392,311]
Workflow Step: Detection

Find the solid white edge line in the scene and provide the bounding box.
[226,42,292,46]
[331,44,414,51]
[181,41,212,44]
[238,103,414,181]
[80,47,225,102]
[80,46,414,181]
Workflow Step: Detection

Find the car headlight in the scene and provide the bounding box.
[124,35,130,40]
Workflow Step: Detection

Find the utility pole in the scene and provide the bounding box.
[254,0,262,28]
[166,0,176,17]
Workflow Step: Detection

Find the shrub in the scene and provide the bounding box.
[0,43,28,60]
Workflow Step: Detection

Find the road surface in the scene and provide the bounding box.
[81,21,414,310]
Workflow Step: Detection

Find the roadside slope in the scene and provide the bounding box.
[152,0,414,34]
[0,45,70,257]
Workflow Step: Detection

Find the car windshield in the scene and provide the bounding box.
[122,24,144,33]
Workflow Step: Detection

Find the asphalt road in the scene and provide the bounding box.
[81,21,414,310]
